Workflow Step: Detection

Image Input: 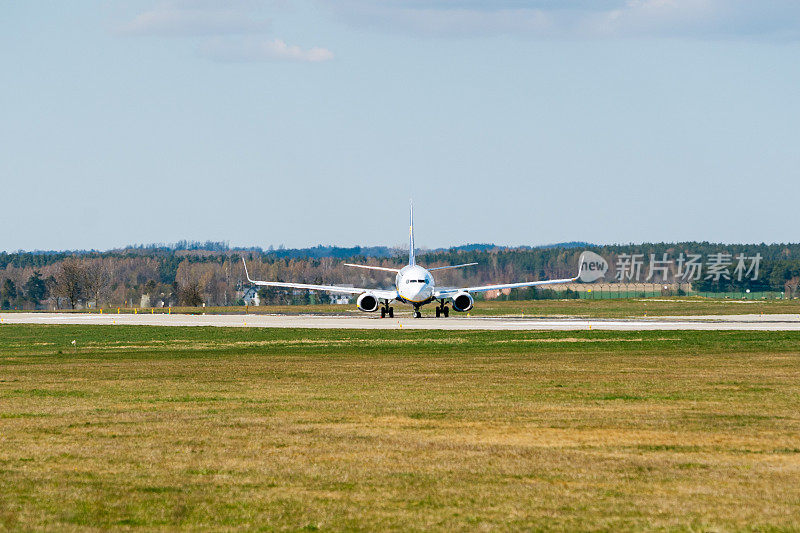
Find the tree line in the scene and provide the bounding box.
[2,242,800,309]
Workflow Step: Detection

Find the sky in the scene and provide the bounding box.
[1,1,799,252]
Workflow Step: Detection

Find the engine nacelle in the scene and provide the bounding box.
[357,292,380,312]
[451,291,474,312]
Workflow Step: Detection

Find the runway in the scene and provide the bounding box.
[3,312,800,330]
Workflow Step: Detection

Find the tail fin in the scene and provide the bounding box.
[408,201,415,266]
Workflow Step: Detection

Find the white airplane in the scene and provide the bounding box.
[243,204,587,318]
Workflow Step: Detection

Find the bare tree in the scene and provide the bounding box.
[785,277,800,299]
[83,260,110,309]
[52,258,85,309]
[175,260,206,306]
[178,280,204,306]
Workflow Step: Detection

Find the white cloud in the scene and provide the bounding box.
[325,0,800,39]
[121,1,334,63]
[201,38,334,62]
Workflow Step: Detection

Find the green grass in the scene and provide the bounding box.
[1,325,800,530]
[14,295,800,318]
[467,296,800,318]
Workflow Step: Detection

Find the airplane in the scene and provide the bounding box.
[242,204,588,318]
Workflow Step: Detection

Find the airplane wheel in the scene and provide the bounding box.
[435,307,441,318]
[380,308,386,318]
[388,307,394,318]
[443,306,449,318]
[414,311,421,318]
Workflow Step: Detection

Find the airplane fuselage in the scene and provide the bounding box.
[395,265,435,305]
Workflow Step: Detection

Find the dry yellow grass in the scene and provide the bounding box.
[1,326,799,530]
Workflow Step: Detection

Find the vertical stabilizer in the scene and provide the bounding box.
[409,201,416,266]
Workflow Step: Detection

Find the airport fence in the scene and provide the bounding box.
[486,283,786,301]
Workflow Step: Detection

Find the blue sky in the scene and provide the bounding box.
[1,1,799,251]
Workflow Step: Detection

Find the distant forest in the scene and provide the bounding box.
[2,241,800,309]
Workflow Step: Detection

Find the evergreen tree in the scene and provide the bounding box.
[24,271,48,307]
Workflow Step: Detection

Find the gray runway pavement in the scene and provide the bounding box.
[3,312,800,330]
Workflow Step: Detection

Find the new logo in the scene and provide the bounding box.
[578,251,608,283]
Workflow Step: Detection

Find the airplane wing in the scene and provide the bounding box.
[433,253,590,298]
[428,262,478,271]
[434,277,577,297]
[242,259,397,299]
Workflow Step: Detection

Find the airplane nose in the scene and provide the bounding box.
[406,286,427,301]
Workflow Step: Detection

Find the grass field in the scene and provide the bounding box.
[463,298,800,318]
[1,326,800,530]
[21,296,800,319]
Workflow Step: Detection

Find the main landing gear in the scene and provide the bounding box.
[435,301,449,318]
[380,302,394,318]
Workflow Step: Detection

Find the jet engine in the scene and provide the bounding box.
[357,292,380,312]
[451,292,474,312]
